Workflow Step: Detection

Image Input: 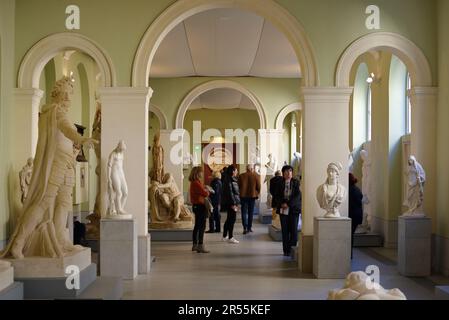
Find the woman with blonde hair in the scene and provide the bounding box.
[189,166,210,253]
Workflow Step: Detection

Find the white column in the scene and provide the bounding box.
[13,88,43,167]
[409,87,438,228]
[300,87,352,273]
[159,129,185,194]
[98,87,152,237]
[258,129,284,210]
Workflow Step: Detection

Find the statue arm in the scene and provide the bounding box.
[56,106,84,144]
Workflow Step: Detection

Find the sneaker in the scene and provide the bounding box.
[228,237,239,244]
[222,236,229,242]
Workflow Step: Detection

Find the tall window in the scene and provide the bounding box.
[406,72,412,134]
[367,85,372,141]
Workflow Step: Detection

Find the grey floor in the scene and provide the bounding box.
[122,220,446,300]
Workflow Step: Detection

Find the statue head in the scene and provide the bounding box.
[117,140,126,152]
[50,76,74,108]
[162,173,174,184]
[408,155,417,166]
[326,162,342,185]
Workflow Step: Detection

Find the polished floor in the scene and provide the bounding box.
[122,220,445,300]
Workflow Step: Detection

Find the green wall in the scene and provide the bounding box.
[436,0,449,238]
[14,0,437,86]
[150,77,301,129]
[0,0,15,248]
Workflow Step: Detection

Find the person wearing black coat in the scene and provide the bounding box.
[349,173,363,258]
[222,165,241,244]
[273,165,302,256]
[207,171,223,233]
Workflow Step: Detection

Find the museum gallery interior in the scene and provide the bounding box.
[0,0,449,301]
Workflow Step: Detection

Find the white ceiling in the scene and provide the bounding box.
[189,88,256,110]
[150,8,301,78]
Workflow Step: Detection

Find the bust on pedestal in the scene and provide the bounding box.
[313,162,351,279]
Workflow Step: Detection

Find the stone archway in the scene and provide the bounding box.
[132,0,318,88]
[335,32,432,87]
[175,80,266,129]
[275,102,302,130]
[18,32,116,89]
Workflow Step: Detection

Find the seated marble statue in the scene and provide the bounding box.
[328,271,406,300]
[402,155,426,217]
[316,162,346,218]
[149,173,192,229]
[0,77,97,259]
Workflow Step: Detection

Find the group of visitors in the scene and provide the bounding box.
[189,163,303,256]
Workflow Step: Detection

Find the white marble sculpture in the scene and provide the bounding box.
[328,271,406,300]
[316,162,346,218]
[0,76,97,259]
[291,152,302,180]
[264,153,278,208]
[149,173,192,229]
[19,157,33,204]
[106,140,130,219]
[358,148,372,232]
[250,146,261,174]
[402,155,426,217]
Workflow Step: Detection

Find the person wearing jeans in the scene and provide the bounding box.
[189,166,210,253]
[238,164,260,234]
[222,165,240,244]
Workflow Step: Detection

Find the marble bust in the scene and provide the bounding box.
[328,271,406,300]
[402,155,426,217]
[316,162,346,218]
[106,140,130,218]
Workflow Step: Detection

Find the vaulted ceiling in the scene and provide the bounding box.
[150,8,301,79]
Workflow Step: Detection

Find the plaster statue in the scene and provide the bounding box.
[0,76,97,259]
[106,140,129,218]
[149,173,192,229]
[402,155,426,217]
[249,146,261,174]
[358,148,372,232]
[264,153,278,208]
[328,271,406,300]
[316,162,346,218]
[86,101,101,238]
[291,152,302,180]
[151,131,164,183]
[19,157,34,204]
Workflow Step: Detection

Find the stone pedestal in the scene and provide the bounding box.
[268,225,282,241]
[0,262,13,292]
[313,217,351,279]
[100,218,137,280]
[398,216,431,277]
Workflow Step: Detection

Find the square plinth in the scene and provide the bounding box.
[0,262,13,292]
[313,217,351,279]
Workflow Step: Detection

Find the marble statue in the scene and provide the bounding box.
[151,131,164,183]
[328,271,406,300]
[106,140,129,218]
[86,101,101,238]
[149,173,192,229]
[348,151,354,173]
[402,155,426,217]
[316,162,346,218]
[19,157,34,204]
[358,148,372,232]
[0,76,97,259]
[291,152,302,180]
[264,153,278,208]
[250,146,261,174]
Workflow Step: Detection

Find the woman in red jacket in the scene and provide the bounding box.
[189,166,210,253]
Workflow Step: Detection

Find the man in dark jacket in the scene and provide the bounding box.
[207,171,223,233]
[349,173,363,258]
[273,165,301,256]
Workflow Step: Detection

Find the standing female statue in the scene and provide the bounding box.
[402,156,426,217]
